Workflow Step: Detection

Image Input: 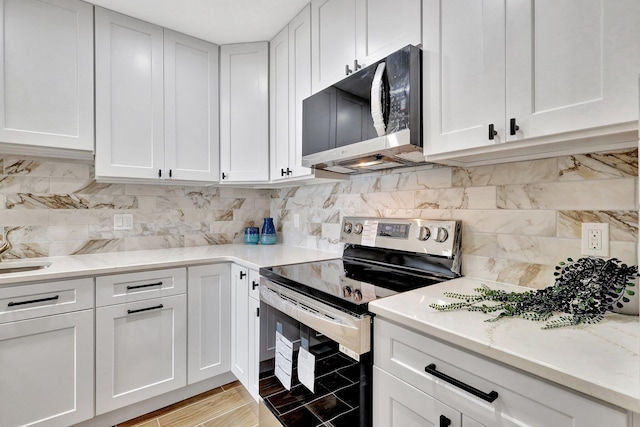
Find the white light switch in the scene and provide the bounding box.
[114,214,133,231]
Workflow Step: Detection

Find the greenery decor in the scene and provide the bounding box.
[430,257,638,329]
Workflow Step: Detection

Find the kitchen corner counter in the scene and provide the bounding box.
[0,244,339,286]
[368,276,640,413]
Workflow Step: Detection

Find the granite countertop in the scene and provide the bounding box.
[368,276,640,413]
[0,244,339,286]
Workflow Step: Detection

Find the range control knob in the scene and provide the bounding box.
[353,223,364,235]
[433,226,449,243]
[415,226,431,241]
[343,222,353,234]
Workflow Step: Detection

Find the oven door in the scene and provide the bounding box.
[258,277,372,427]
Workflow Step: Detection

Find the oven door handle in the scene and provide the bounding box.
[260,279,371,356]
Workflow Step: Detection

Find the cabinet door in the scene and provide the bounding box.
[355,0,422,66]
[95,294,187,414]
[219,42,269,182]
[230,264,249,386]
[423,0,505,155]
[311,0,358,93]
[95,7,165,180]
[0,310,94,427]
[187,264,231,384]
[164,30,220,182]
[373,366,461,427]
[505,0,640,141]
[248,295,260,402]
[288,5,315,179]
[270,25,292,181]
[0,0,93,154]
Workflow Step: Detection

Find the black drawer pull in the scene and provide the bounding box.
[488,123,498,140]
[440,415,451,427]
[239,271,246,279]
[510,117,520,135]
[127,304,164,315]
[126,281,163,290]
[252,280,259,290]
[8,295,59,307]
[425,363,499,403]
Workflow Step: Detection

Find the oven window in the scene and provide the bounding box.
[258,302,371,427]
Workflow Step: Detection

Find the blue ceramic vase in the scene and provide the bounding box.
[260,218,276,245]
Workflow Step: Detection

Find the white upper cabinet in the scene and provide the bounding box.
[95,8,220,183]
[311,0,421,93]
[95,8,164,180]
[424,0,640,165]
[311,0,358,93]
[270,5,314,181]
[164,30,220,182]
[354,0,422,68]
[0,0,94,157]
[219,42,269,182]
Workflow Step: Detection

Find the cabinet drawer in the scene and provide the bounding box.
[0,278,94,323]
[374,318,627,427]
[96,267,186,307]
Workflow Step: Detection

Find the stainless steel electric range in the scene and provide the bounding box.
[257,217,462,427]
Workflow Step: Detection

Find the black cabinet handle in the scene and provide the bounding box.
[256,307,260,317]
[158,169,162,178]
[239,271,246,279]
[127,304,164,315]
[488,124,497,140]
[440,415,451,427]
[354,59,362,71]
[169,169,172,178]
[222,172,227,180]
[8,295,59,307]
[510,117,520,135]
[286,167,292,176]
[280,168,287,177]
[345,64,352,75]
[252,280,259,290]
[126,281,163,290]
[425,363,499,403]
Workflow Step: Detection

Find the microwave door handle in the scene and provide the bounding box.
[371,62,387,137]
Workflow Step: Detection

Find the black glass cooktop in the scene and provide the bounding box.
[259,257,445,315]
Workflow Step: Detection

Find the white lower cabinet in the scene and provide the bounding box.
[187,264,231,384]
[0,278,94,427]
[374,318,628,427]
[95,269,188,415]
[230,264,261,401]
[248,269,261,401]
[374,366,463,427]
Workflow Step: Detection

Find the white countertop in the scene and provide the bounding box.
[368,277,640,413]
[4,247,638,413]
[0,244,339,286]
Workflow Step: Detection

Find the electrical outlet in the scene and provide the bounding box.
[581,223,609,257]
[114,214,133,231]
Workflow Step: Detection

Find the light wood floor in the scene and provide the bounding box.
[116,381,257,427]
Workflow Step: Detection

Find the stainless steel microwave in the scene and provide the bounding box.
[302,45,423,174]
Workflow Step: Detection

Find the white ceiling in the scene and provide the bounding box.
[86,0,309,45]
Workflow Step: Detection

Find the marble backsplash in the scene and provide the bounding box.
[0,148,637,290]
[271,149,638,289]
[0,156,272,258]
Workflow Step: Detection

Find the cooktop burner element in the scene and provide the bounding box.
[260,217,462,314]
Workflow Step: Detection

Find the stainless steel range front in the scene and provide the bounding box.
[258,217,462,427]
